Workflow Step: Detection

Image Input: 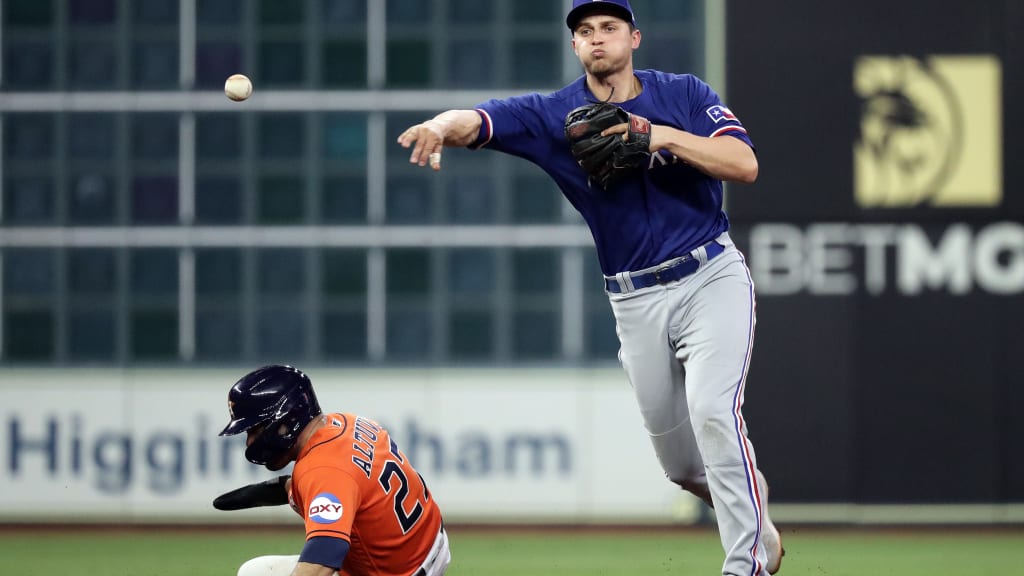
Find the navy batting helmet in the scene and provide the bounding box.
[219,365,322,468]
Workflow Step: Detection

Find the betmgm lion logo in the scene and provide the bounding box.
[854,55,1002,207]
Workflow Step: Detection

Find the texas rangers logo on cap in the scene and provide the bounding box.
[308,493,344,524]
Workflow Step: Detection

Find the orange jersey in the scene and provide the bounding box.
[289,413,443,576]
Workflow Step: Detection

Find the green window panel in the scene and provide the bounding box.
[386,0,431,24]
[70,0,117,25]
[258,41,305,86]
[68,249,118,296]
[260,0,304,25]
[585,307,620,360]
[3,42,55,89]
[322,114,367,160]
[512,310,558,360]
[446,173,495,224]
[258,176,305,223]
[4,114,55,159]
[447,249,496,296]
[447,0,491,23]
[513,249,559,295]
[633,0,697,20]
[196,308,243,360]
[133,0,178,24]
[197,0,244,25]
[386,248,431,296]
[322,41,367,88]
[636,38,699,77]
[4,248,55,296]
[259,114,305,159]
[385,175,433,224]
[196,114,242,160]
[257,248,306,296]
[512,0,559,23]
[449,311,493,360]
[511,40,559,87]
[196,249,243,296]
[132,41,179,88]
[322,310,368,360]
[321,0,367,26]
[386,40,430,88]
[132,176,179,224]
[131,249,179,296]
[257,307,307,358]
[130,308,178,360]
[446,40,494,88]
[68,309,117,361]
[67,41,118,89]
[195,42,243,88]
[4,0,55,27]
[320,176,368,224]
[4,309,55,361]
[321,249,367,298]
[4,177,56,224]
[583,253,619,359]
[68,114,116,158]
[195,177,243,224]
[132,114,179,160]
[386,307,431,361]
[512,174,562,224]
[67,172,117,225]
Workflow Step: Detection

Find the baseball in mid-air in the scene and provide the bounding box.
[224,74,253,102]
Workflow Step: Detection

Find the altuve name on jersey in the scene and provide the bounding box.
[350,417,383,478]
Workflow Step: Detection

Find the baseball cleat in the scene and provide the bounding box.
[757,470,785,574]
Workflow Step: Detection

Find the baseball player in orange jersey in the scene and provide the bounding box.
[214,365,450,576]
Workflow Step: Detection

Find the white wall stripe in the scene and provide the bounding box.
[179,248,195,361]
[561,248,584,359]
[367,247,386,361]
[178,113,196,223]
[0,225,595,248]
[0,90,543,113]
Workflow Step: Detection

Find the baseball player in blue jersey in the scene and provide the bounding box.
[398,1,783,574]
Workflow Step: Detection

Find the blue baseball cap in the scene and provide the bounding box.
[566,0,637,31]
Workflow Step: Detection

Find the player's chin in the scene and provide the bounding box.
[583,59,619,77]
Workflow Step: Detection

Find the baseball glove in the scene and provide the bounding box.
[213,474,290,510]
[564,102,652,189]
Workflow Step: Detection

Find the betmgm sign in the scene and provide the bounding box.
[853,55,1002,208]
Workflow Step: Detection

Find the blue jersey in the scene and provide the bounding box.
[470,69,754,275]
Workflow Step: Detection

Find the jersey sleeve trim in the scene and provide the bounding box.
[308,528,351,539]
[468,109,493,150]
[710,125,748,138]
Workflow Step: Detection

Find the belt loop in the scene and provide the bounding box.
[615,271,634,293]
[693,245,709,267]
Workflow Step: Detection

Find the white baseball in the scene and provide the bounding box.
[224,74,253,102]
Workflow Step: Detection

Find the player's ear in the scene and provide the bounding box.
[632,29,642,50]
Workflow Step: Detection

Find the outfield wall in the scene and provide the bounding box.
[0,368,707,524]
[4,368,1023,526]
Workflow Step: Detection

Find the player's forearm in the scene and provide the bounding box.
[290,561,337,576]
[652,126,758,183]
[426,109,483,147]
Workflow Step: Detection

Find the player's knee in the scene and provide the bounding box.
[237,555,301,576]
